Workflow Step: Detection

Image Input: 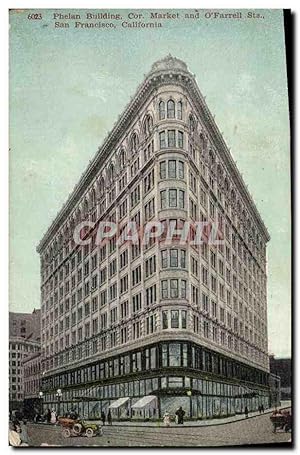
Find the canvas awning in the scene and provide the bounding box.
[108,397,130,409]
[131,395,157,410]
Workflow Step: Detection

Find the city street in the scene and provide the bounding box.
[26,410,292,447]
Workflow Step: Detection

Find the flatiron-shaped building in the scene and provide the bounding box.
[37,56,270,419]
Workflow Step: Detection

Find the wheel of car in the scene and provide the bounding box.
[85,428,94,438]
[73,423,82,434]
[62,428,71,438]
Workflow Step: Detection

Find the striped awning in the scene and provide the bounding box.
[131,395,157,409]
[108,397,130,409]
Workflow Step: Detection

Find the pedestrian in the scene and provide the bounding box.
[163,411,171,427]
[46,409,51,423]
[258,405,261,414]
[101,411,106,426]
[70,408,78,420]
[19,420,29,446]
[175,406,185,424]
[9,423,21,447]
[107,410,112,425]
[50,409,57,424]
[261,404,264,414]
[244,406,249,419]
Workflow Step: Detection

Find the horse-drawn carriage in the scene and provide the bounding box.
[58,417,103,438]
[270,410,292,433]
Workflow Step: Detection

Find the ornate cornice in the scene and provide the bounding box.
[37,55,269,253]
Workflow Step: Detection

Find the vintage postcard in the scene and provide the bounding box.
[9,8,292,447]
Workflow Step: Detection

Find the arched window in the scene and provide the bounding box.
[231,189,236,205]
[64,226,69,241]
[143,115,153,138]
[107,163,115,183]
[69,219,75,237]
[131,133,139,153]
[58,234,63,249]
[99,176,105,196]
[217,164,223,183]
[242,210,246,224]
[177,101,183,120]
[189,115,195,133]
[199,133,205,152]
[209,150,215,167]
[119,149,126,168]
[90,188,96,208]
[159,101,165,120]
[83,199,89,217]
[167,100,175,118]
[224,178,230,193]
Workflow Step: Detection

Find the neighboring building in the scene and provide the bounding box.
[37,56,270,419]
[23,351,42,419]
[269,356,291,400]
[269,373,281,408]
[9,310,41,410]
[9,309,41,340]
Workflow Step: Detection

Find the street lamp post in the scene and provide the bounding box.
[39,391,44,416]
[56,389,62,417]
[186,390,192,419]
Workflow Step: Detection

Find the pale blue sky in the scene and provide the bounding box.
[9,9,291,356]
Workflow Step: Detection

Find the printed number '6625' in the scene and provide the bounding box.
[27,13,42,20]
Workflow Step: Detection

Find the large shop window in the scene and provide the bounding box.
[161,343,188,367]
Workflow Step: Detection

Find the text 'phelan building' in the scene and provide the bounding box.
[37,56,270,420]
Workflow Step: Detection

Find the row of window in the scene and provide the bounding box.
[43,308,267,369]
[43,235,266,313]
[41,341,269,392]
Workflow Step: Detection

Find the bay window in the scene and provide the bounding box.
[167,100,175,118]
[168,130,176,147]
[159,131,166,148]
[171,310,179,328]
[170,279,179,298]
[160,189,185,209]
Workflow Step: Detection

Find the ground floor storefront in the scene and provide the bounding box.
[41,340,270,420]
[42,374,270,420]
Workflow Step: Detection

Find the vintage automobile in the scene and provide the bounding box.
[58,417,103,438]
[270,411,292,433]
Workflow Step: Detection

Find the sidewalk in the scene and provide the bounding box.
[30,402,291,429]
[109,403,291,427]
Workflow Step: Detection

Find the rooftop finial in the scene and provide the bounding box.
[149,55,189,74]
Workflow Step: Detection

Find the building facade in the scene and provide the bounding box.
[23,351,42,418]
[9,310,41,410]
[269,355,291,400]
[269,373,281,408]
[37,56,270,419]
[9,309,41,340]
